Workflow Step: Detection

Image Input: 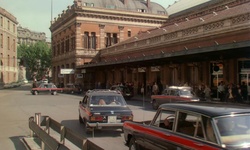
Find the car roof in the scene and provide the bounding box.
[160,102,250,118]
[167,86,192,90]
[86,89,122,96]
[111,85,128,87]
[40,83,54,85]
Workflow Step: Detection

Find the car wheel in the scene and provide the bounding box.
[152,100,159,110]
[79,114,83,123]
[34,91,38,95]
[129,137,139,150]
[71,91,74,94]
[52,91,57,95]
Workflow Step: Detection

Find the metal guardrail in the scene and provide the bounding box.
[29,113,103,150]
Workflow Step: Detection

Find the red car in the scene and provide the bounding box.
[123,102,250,150]
[31,83,63,95]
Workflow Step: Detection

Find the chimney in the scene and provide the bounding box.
[147,0,150,8]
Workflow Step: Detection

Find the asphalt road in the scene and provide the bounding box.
[0,84,156,150]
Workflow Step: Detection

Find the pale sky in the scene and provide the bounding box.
[1,0,177,40]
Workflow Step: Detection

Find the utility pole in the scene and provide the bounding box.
[51,0,53,25]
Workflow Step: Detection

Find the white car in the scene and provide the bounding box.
[41,79,48,83]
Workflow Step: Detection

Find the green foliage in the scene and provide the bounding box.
[17,41,51,79]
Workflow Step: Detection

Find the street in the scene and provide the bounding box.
[0,84,156,150]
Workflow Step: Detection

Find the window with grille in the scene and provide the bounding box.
[105,33,111,47]
[91,32,96,49]
[128,31,131,37]
[83,32,89,48]
[105,33,119,47]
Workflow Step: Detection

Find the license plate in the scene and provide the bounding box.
[108,116,117,123]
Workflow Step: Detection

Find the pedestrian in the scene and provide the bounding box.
[140,84,144,96]
[235,84,243,103]
[147,83,152,96]
[60,81,64,88]
[32,81,38,88]
[218,81,225,102]
[152,82,159,95]
[158,81,163,94]
[226,83,235,102]
[240,82,248,101]
[204,85,211,101]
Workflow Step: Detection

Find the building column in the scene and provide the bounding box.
[75,22,82,49]
[118,26,124,42]
[99,24,105,49]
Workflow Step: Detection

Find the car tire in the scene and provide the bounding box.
[34,91,38,95]
[79,114,83,123]
[129,137,139,150]
[52,91,57,95]
[152,100,159,110]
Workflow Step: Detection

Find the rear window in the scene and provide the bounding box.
[90,95,126,106]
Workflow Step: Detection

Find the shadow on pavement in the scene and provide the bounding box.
[1,83,32,92]
[9,136,27,150]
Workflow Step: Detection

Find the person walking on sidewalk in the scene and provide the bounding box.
[204,85,211,101]
[152,82,159,95]
[218,81,225,102]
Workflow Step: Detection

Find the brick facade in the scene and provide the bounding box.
[0,7,18,85]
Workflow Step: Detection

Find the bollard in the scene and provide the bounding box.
[29,117,34,137]
[35,113,41,126]
[60,126,65,145]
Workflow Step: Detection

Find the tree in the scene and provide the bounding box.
[17,41,52,80]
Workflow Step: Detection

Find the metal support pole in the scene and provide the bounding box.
[35,113,41,126]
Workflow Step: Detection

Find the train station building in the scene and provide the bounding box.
[51,0,250,96]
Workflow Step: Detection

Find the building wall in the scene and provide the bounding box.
[50,1,167,86]
[79,0,250,96]
[17,26,46,45]
[0,7,18,85]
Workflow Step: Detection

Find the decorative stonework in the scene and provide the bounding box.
[99,24,105,29]
[182,27,199,36]
[204,21,224,31]
[231,13,250,25]
[164,32,178,41]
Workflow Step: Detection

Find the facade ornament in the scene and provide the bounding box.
[118,26,124,30]
[99,24,105,29]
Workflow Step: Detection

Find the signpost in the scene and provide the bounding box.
[60,69,75,74]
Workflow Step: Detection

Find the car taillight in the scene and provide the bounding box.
[90,115,103,121]
[122,115,133,121]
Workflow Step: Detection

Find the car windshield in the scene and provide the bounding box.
[214,114,250,147]
[90,95,126,106]
[179,90,194,96]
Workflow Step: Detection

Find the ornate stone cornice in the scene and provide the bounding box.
[50,5,167,32]
[100,12,250,57]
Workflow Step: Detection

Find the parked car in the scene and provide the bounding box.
[110,85,133,100]
[41,79,48,83]
[78,89,133,133]
[151,86,200,109]
[63,83,82,94]
[31,83,63,95]
[123,102,250,150]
